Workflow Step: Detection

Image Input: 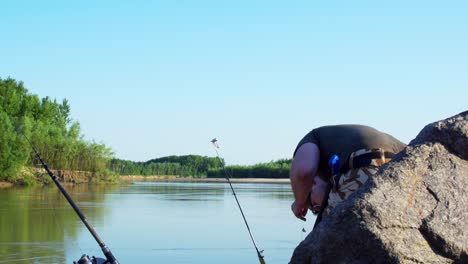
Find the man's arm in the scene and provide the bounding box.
[290,143,320,221]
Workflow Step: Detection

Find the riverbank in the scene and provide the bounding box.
[0,167,119,188]
[119,175,290,183]
[0,181,13,189]
[0,174,290,189]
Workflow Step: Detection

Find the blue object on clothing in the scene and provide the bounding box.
[328,154,340,176]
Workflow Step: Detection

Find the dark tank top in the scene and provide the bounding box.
[293,125,406,179]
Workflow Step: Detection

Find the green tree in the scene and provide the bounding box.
[0,77,116,183]
[0,108,27,180]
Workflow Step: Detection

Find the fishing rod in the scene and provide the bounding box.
[21,133,119,264]
[210,138,266,264]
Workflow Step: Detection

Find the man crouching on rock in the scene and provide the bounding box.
[290,125,406,227]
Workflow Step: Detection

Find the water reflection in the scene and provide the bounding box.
[0,182,306,264]
[0,185,112,263]
[127,182,294,201]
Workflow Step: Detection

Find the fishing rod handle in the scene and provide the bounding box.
[102,246,119,264]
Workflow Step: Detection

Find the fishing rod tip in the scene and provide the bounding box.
[210,138,219,148]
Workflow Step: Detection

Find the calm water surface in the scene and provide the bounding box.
[0,182,317,263]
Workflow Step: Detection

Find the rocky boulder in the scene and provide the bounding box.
[290,111,468,264]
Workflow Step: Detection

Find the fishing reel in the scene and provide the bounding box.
[74,254,108,264]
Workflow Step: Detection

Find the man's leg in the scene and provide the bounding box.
[324,166,378,216]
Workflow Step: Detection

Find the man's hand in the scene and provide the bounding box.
[291,200,308,221]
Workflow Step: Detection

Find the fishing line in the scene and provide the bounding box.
[210,138,266,264]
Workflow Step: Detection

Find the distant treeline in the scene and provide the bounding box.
[207,159,291,178]
[108,155,223,177]
[108,156,291,179]
[0,77,113,184]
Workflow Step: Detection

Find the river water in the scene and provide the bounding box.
[0,182,316,264]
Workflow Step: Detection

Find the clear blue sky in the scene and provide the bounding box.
[1,0,467,165]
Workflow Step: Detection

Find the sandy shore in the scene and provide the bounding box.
[0,181,13,189]
[119,175,290,183]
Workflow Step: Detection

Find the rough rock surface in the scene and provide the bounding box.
[290,111,468,264]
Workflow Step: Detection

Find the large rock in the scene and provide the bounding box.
[290,111,468,264]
